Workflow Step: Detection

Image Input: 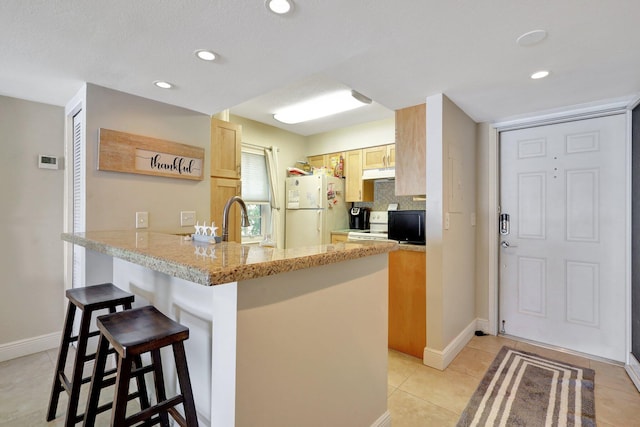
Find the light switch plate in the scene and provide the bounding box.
[136,211,148,229]
[180,211,196,227]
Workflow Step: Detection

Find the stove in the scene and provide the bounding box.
[348,211,392,241]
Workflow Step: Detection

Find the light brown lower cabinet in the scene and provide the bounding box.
[331,233,349,244]
[388,249,426,358]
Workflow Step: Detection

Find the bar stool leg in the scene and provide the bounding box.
[82,334,110,427]
[111,355,134,426]
[151,349,171,427]
[64,306,93,426]
[173,342,199,427]
[47,301,76,421]
[133,355,151,410]
[120,300,151,411]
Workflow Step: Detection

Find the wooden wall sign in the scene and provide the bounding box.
[98,128,204,180]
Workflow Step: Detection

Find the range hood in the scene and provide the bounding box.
[362,167,395,180]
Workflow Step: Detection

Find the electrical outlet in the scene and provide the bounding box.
[180,211,196,227]
[136,211,148,229]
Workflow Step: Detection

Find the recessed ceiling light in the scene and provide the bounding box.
[153,80,173,89]
[266,0,293,15]
[195,49,216,61]
[517,29,547,47]
[530,70,550,80]
[273,90,371,124]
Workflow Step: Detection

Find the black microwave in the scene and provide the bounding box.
[388,210,426,245]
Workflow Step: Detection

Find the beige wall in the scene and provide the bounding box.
[84,84,211,233]
[0,95,65,348]
[425,94,477,355]
[306,117,395,154]
[229,114,307,249]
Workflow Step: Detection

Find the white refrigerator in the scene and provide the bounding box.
[285,175,349,248]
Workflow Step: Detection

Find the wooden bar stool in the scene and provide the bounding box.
[83,305,198,427]
[47,283,150,426]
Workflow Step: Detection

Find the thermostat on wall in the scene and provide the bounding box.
[38,155,60,170]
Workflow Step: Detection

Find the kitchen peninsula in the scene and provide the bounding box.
[62,230,396,427]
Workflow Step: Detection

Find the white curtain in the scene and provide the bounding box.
[264,146,281,248]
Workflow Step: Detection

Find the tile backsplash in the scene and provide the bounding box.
[354,180,426,211]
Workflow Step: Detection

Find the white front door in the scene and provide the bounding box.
[499,114,627,361]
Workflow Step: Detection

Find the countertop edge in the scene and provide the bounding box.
[62,233,212,285]
[62,232,397,286]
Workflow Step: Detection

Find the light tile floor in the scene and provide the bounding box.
[1,336,639,426]
[388,335,640,427]
[0,347,137,426]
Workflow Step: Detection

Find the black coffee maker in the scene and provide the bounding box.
[349,207,370,230]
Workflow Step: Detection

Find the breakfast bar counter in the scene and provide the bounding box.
[62,230,396,427]
[62,230,396,286]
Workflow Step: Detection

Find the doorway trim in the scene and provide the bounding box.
[626,96,640,389]
[487,97,634,359]
[63,86,86,293]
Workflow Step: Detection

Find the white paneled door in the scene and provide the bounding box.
[499,114,627,361]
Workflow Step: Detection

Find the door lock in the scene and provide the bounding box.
[499,213,510,235]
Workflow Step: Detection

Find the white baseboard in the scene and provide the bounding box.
[625,354,640,393]
[423,319,478,370]
[476,318,490,334]
[0,332,60,362]
[371,410,391,427]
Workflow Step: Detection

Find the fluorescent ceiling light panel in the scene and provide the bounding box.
[273,90,371,124]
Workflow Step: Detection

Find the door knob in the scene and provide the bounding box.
[501,241,517,248]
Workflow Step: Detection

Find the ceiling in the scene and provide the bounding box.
[1,1,639,136]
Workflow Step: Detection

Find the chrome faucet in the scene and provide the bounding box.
[222,195,251,242]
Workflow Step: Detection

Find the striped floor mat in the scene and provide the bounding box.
[457,346,595,427]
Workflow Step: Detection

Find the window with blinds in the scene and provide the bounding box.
[241,148,271,241]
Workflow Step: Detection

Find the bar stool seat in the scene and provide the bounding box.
[47,283,150,426]
[83,305,198,427]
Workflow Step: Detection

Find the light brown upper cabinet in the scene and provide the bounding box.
[211,118,241,179]
[395,103,426,196]
[326,152,345,175]
[362,144,395,169]
[307,152,345,175]
[345,149,373,202]
[211,177,241,242]
[307,155,325,170]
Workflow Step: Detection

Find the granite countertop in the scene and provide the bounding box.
[397,243,426,252]
[331,229,365,235]
[62,230,397,286]
[331,229,426,252]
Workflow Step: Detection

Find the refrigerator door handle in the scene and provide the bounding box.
[317,186,322,208]
[317,210,321,232]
